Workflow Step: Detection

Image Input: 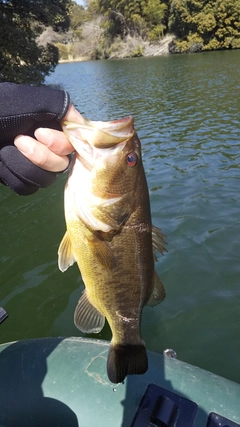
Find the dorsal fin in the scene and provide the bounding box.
[152,225,168,261]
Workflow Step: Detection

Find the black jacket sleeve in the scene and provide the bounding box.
[0,83,71,195]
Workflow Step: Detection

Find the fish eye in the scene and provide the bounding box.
[127,152,138,167]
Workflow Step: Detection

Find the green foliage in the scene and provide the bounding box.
[4,0,238,75]
[131,45,144,57]
[69,1,88,30]
[148,24,166,42]
[93,0,240,53]
[196,12,216,35]
[92,0,240,53]
[55,43,71,60]
[98,0,168,39]
[131,14,148,38]
[169,0,240,52]
[102,35,125,59]
[143,0,167,27]
[86,0,101,17]
[0,0,71,84]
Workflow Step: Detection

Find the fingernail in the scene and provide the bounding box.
[34,127,52,139]
[14,136,32,154]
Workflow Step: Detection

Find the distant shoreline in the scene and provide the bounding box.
[58,35,173,64]
[59,56,91,63]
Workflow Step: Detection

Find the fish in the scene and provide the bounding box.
[58,114,166,383]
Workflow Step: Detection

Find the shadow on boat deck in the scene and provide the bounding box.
[0,337,214,426]
[0,338,79,427]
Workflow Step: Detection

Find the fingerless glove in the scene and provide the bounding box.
[0,83,70,195]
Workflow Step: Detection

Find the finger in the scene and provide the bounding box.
[64,103,85,123]
[0,145,56,195]
[34,128,73,155]
[14,135,70,172]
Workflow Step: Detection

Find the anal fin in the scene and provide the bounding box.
[74,291,105,333]
[147,271,166,307]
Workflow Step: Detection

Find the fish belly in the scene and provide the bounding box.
[68,219,154,383]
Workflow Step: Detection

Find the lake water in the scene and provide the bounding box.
[1,50,240,384]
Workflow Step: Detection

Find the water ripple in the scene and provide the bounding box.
[1,50,240,383]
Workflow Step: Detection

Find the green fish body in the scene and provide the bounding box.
[58,115,166,383]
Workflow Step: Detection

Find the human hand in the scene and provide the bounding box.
[14,104,80,173]
[0,83,82,195]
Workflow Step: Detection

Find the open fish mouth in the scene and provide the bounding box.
[62,115,135,171]
[62,115,134,150]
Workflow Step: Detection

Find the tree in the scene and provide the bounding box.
[212,0,240,49]
[98,0,168,39]
[98,0,146,37]
[143,0,167,41]
[70,1,87,30]
[0,0,71,84]
[169,0,240,52]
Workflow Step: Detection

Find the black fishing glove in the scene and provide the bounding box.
[0,83,70,195]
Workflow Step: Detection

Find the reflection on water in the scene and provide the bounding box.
[1,50,240,383]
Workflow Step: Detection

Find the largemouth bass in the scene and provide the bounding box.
[58,114,166,383]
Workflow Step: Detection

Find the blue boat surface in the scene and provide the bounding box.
[0,336,240,426]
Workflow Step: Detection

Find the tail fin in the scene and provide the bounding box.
[107,343,148,384]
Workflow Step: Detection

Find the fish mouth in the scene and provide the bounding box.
[62,115,134,150]
[62,115,135,171]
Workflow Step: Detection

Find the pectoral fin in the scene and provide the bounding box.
[147,271,166,307]
[74,291,105,333]
[88,233,118,270]
[152,225,168,260]
[58,231,76,272]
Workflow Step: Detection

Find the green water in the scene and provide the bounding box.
[1,50,240,384]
